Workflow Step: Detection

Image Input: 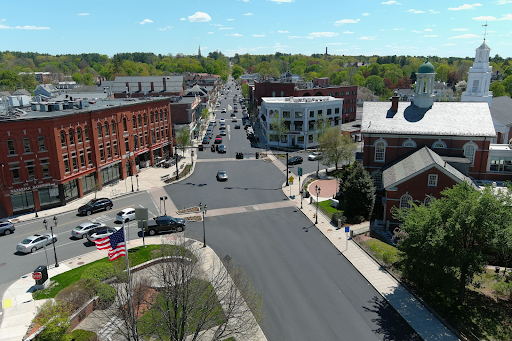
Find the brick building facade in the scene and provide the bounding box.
[0,98,172,217]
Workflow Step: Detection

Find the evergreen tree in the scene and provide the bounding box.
[342,162,376,221]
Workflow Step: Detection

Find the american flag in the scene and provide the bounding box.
[94,227,126,261]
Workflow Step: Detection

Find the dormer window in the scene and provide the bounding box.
[432,140,446,149]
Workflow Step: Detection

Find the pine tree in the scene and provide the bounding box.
[342,162,376,222]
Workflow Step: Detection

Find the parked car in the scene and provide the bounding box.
[221,108,227,113]
[244,124,252,130]
[72,222,106,239]
[216,103,220,107]
[308,152,322,161]
[115,208,136,223]
[17,233,57,254]
[145,215,186,236]
[234,124,241,129]
[220,118,225,123]
[215,136,222,144]
[87,227,121,244]
[0,221,15,236]
[218,144,227,153]
[202,136,210,144]
[288,156,304,165]
[232,117,237,122]
[217,170,228,181]
[78,198,113,216]
[220,129,227,136]
[220,123,226,130]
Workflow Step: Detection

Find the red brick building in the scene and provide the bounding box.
[0,98,172,217]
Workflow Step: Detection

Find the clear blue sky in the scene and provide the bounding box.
[1,0,511,58]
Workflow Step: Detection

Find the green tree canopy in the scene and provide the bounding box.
[318,127,356,170]
[341,162,376,221]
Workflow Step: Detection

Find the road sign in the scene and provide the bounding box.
[298,167,303,176]
[345,226,350,233]
[288,176,294,184]
[32,272,42,281]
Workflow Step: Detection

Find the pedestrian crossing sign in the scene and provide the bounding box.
[288,176,294,184]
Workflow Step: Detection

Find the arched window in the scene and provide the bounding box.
[164,109,168,120]
[280,91,284,97]
[402,139,416,148]
[23,137,31,153]
[97,123,102,138]
[400,194,413,209]
[432,140,446,149]
[68,129,74,145]
[155,112,159,123]
[272,91,276,97]
[77,128,82,143]
[375,140,386,162]
[372,171,383,189]
[104,122,109,136]
[138,115,142,127]
[151,112,154,124]
[144,115,147,126]
[111,121,116,134]
[463,143,477,165]
[160,110,163,122]
[7,138,16,155]
[335,92,338,96]
[471,80,479,92]
[424,196,433,207]
[61,131,67,147]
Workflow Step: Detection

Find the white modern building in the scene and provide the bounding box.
[259,96,344,149]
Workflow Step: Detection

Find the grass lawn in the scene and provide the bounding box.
[318,200,342,217]
[33,245,195,300]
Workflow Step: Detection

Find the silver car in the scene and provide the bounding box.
[71,222,106,239]
[216,170,228,181]
[16,233,57,254]
[0,221,15,236]
[87,227,120,244]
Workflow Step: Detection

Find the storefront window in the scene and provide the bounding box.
[63,179,79,201]
[101,164,121,185]
[82,173,97,195]
[11,191,34,212]
[38,185,60,207]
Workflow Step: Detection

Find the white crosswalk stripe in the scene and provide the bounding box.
[98,316,124,340]
[89,214,112,224]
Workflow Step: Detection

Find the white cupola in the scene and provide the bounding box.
[414,58,436,109]
[461,41,493,107]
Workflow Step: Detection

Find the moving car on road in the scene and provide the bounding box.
[17,233,57,254]
[115,208,136,223]
[78,198,113,216]
[308,152,322,161]
[221,108,227,113]
[87,227,121,244]
[72,222,106,239]
[218,144,227,153]
[234,124,241,129]
[145,215,186,236]
[288,156,304,165]
[217,170,228,181]
[0,221,15,236]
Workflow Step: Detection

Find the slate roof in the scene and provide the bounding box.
[12,89,31,96]
[383,147,475,189]
[361,101,496,137]
[183,85,207,96]
[0,91,11,97]
[111,76,183,94]
[489,96,512,126]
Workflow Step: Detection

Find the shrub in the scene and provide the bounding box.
[55,278,99,311]
[331,212,347,226]
[35,300,71,341]
[352,215,366,224]
[96,283,116,309]
[382,251,394,264]
[69,329,98,341]
[493,280,512,299]
[80,262,114,282]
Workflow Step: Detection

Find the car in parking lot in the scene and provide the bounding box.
[17,233,57,254]
[115,208,136,223]
[216,170,228,181]
[215,136,222,144]
[234,124,241,129]
[287,156,304,165]
[0,221,15,235]
[87,227,121,244]
[72,222,106,239]
[308,152,322,161]
[218,144,226,153]
[220,129,226,136]
[78,198,113,216]
[221,108,226,113]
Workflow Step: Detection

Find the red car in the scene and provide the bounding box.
[215,136,222,144]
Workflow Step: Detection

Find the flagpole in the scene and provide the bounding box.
[122,221,136,340]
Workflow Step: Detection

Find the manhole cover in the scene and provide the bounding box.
[77,262,84,265]
[0,263,6,267]
[327,229,332,232]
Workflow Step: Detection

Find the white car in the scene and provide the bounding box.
[216,103,220,107]
[221,108,226,113]
[115,208,136,223]
[220,118,225,124]
[308,152,322,161]
[71,222,106,239]
[87,227,121,244]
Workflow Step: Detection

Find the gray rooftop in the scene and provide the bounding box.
[489,96,512,126]
[383,147,475,189]
[362,101,496,137]
[111,76,183,94]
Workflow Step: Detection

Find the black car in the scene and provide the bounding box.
[234,124,241,129]
[78,198,113,216]
[145,216,186,236]
[287,156,304,165]
[218,144,227,153]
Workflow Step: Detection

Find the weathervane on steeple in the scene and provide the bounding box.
[482,22,488,41]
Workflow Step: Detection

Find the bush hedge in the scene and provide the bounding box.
[80,263,115,282]
[69,329,98,341]
[331,212,347,226]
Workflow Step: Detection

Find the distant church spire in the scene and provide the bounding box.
[198,45,202,59]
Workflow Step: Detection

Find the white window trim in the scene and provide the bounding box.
[428,174,438,187]
[463,142,478,166]
[400,194,413,209]
[431,139,446,149]
[402,138,416,148]
[374,138,387,163]
[372,170,383,189]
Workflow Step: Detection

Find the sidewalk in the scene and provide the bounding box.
[267,150,460,341]
[0,237,266,341]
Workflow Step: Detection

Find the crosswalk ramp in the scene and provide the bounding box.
[97,316,124,341]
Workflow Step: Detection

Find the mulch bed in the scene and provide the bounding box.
[176,206,200,215]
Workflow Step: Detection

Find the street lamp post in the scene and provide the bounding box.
[175,146,179,180]
[43,217,59,267]
[160,196,167,215]
[315,185,321,225]
[130,159,134,192]
[200,203,207,248]
[136,174,139,191]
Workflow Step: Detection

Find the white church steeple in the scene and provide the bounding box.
[461,31,493,107]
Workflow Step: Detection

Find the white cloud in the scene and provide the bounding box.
[139,19,153,25]
[188,12,211,22]
[226,33,243,37]
[211,23,223,26]
[449,3,482,10]
[429,9,440,14]
[252,34,265,37]
[243,0,250,2]
[500,13,512,20]
[450,33,479,39]
[411,30,423,33]
[269,0,294,3]
[78,13,89,16]
[308,31,339,37]
[496,0,512,4]
[472,15,497,20]
[243,12,253,16]
[0,24,50,30]
[343,31,354,34]
[219,27,234,30]
[362,13,370,16]
[157,26,173,31]
[278,30,289,33]
[424,28,433,31]
[180,18,186,21]
[227,19,234,21]
[452,28,469,31]
[406,9,426,13]
[393,28,404,30]
[334,18,360,25]
[359,36,376,40]
[382,0,401,4]
[207,31,213,34]
[0,19,5,22]
[441,43,456,46]
[424,34,438,37]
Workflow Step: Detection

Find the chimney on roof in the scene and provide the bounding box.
[391,95,399,112]
[151,82,154,92]
[138,82,142,92]
[163,78,167,92]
